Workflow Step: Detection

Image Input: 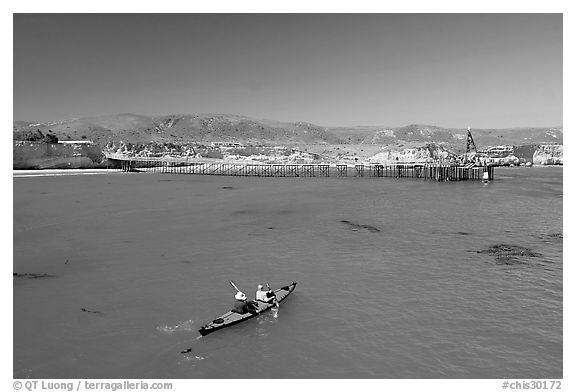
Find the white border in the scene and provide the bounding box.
[5,3,571,391]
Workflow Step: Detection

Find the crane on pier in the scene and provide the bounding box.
[464,127,478,164]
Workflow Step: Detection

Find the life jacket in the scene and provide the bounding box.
[232,299,257,314]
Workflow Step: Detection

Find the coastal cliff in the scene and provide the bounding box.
[366,145,452,164]
[13,141,107,169]
[532,145,563,165]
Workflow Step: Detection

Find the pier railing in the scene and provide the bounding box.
[105,154,494,182]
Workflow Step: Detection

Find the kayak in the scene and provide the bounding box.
[198,282,297,336]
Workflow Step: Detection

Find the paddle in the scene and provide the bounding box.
[229,280,241,292]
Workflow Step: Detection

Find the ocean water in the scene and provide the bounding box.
[13,167,562,378]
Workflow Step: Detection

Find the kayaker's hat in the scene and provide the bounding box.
[235,291,246,300]
[257,284,263,290]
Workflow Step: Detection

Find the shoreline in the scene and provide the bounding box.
[13,168,120,178]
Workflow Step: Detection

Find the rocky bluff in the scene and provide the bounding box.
[533,145,563,165]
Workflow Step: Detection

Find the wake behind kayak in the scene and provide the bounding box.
[199,282,297,336]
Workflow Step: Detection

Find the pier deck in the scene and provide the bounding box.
[105,154,494,182]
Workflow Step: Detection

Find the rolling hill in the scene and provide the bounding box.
[13,113,563,153]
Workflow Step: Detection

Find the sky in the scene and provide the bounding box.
[13,13,562,128]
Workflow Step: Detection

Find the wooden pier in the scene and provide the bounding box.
[108,155,494,182]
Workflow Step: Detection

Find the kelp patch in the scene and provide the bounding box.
[476,244,543,265]
[13,272,54,279]
[340,220,381,233]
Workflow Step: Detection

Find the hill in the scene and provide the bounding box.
[13,113,342,147]
[13,114,562,151]
[327,124,563,152]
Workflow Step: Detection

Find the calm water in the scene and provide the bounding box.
[13,167,562,378]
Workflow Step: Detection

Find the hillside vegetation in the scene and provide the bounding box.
[14,113,562,152]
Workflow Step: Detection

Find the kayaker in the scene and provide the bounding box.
[255,284,268,302]
[256,284,278,305]
[231,291,258,314]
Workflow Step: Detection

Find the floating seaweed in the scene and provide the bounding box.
[476,244,543,265]
[532,232,563,245]
[13,272,54,279]
[81,308,103,315]
[546,232,563,239]
[340,220,381,233]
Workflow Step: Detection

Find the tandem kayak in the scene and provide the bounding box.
[198,282,297,336]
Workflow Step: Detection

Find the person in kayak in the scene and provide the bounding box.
[231,291,258,314]
[256,284,278,306]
